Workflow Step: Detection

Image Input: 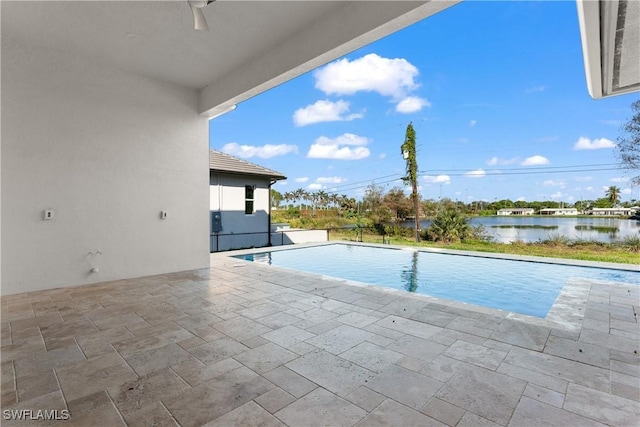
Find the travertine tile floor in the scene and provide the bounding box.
[1,249,638,426]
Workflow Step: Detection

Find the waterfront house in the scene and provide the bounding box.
[497,208,535,216]
[540,208,580,216]
[588,207,636,216]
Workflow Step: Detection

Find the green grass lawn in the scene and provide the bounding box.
[328,230,640,265]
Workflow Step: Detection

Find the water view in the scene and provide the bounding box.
[409,216,640,244]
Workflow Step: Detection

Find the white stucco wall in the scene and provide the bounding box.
[210,173,270,251]
[1,36,210,295]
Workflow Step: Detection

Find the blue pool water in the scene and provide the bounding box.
[235,244,639,317]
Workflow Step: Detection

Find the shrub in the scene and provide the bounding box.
[538,232,572,246]
[423,210,474,243]
[620,235,640,253]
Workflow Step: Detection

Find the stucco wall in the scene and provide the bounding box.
[209,173,270,251]
[1,36,210,295]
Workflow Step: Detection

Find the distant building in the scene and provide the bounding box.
[540,208,579,216]
[588,207,636,216]
[497,208,535,216]
[210,150,286,252]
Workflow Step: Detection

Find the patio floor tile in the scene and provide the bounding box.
[339,341,404,373]
[233,342,297,374]
[204,401,285,427]
[509,396,606,426]
[435,364,526,425]
[1,249,637,426]
[366,365,443,409]
[285,349,376,397]
[274,388,366,427]
[356,399,446,427]
[163,366,274,427]
[305,324,374,355]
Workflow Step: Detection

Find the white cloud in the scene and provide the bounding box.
[221,142,298,159]
[521,155,549,166]
[423,175,451,184]
[573,137,615,150]
[395,96,431,113]
[314,53,419,100]
[308,183,323,190]
[622,188,632,195]
[486,156,519,166]
[542,179,566,188]
[316,176,345,184]
[315,133,369,146]
[307,133,370,160]
[469,120,477,127]
[293,99,363,127]
[464,169,486,178]
[294,177,309,183]
[516,196,526,202]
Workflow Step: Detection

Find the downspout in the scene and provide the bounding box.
[268,179,275,246]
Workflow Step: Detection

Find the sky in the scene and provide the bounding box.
[209,1,640,205]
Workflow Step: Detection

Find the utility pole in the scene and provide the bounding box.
[401,122,420,242]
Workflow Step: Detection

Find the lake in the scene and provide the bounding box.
[406,216,640,243]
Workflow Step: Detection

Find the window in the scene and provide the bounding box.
[245,185,254,214]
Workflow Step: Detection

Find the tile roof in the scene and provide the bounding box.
[209,150,286,180]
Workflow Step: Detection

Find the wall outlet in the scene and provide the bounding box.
[160,211,168,219]
[43,209,55,220]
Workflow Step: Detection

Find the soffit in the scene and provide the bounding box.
[1,1,339,90]
[1,1,461,115]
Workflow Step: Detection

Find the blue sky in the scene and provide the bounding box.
[210,1,639,204]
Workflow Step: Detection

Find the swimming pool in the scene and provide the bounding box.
[235,243,639,317]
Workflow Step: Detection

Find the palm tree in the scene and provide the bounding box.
[425,209,472,243]
[606,186,621,206]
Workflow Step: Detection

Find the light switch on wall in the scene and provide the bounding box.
[43,209,55,220]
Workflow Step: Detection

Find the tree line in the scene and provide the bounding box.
[273,184,636,220]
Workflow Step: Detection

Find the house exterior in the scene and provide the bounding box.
[210,150,286,252]
[1,0,637,295]
[588,207,636,216]
[497,208,535,216]
[540,208,579,216]
[3,1,457,295]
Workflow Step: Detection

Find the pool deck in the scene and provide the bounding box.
[1,243,638,426]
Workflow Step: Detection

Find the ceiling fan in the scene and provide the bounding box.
[188,0,216,31]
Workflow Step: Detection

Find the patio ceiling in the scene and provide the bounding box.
[0,0,460,116]
[577,0,640,99]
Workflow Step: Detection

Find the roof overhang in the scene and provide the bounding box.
[1,1,461,117]
[577,0,640,99]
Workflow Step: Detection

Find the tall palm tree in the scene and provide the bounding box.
[606,186,621,206]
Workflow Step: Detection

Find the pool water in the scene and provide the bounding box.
[236,244,639,317]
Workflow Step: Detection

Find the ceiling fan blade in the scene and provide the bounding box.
[188,1,210,31]
[191,7,209,31]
